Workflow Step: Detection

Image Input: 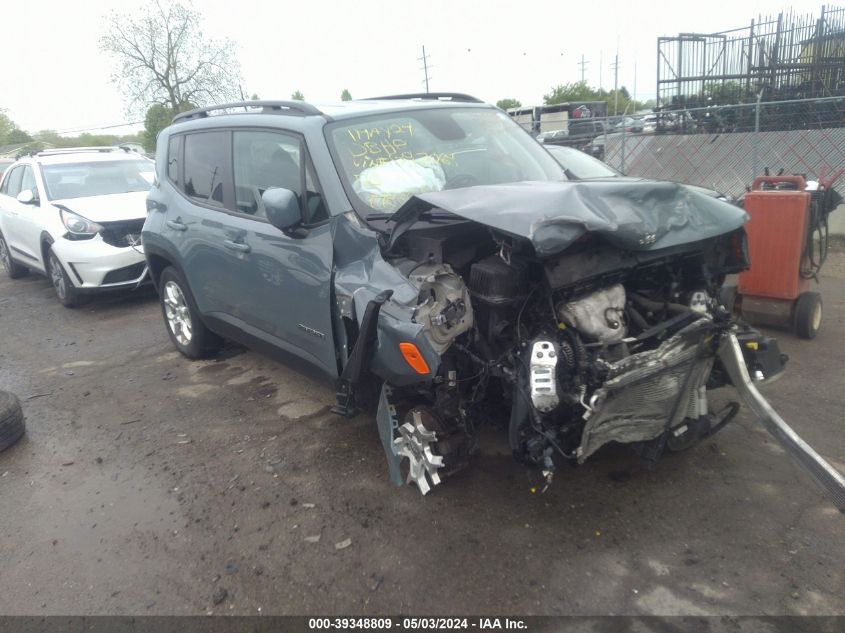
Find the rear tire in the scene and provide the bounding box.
[794,292,822,339]
[0,391,25,453]
[0,233,29,279]
[47,248,83,308]
[158,266,222,359]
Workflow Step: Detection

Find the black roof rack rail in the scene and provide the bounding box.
[362,92,484,103]
[172,100,322,124]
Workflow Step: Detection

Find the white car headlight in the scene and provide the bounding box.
[60,209,102,236]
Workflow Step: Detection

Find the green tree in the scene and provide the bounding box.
[543,81,598,105]
[250,93,260,100]
[291,90,305,101]
[544,81,643,116]
[341,89,352,101]
[6,128,32,144]
[0,111,15,145]
[703,81,744,105]
[496,98,522,110]
[100,0,242,114]
[0,111,31,147]
[142,102,193,152]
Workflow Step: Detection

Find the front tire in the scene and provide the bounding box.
[47,248,82,308]
[158,266,221,359]
[0,233,28,279]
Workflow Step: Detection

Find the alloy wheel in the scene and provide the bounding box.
[163,280,193,346]
[49,253,67,300]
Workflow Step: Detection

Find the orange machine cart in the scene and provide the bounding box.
[737,175,827,338]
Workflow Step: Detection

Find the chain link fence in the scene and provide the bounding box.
[531,96,845,199]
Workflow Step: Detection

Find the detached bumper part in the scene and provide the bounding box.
[736,331,788,383]
[719,333,845,513]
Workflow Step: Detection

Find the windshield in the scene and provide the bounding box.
[41,159,155,200]
[544,145,621,179]
[326,107,564,214]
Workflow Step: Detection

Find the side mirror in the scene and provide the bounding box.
[16,189,36,205]
[262,188,301,231]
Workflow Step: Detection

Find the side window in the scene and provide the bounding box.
[20,167,37,201]
[232,130,302,218]
[5,167,24,198]
[183,131,230,208]
[167,135,181,184]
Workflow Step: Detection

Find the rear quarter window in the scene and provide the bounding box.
[167,135,181,184]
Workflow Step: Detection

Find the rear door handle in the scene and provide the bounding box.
[166,220,187,231]
[223,240,251,253]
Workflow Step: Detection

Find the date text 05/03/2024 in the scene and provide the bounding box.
[307,617,528,630]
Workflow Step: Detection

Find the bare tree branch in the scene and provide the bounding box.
[99,0,241,115]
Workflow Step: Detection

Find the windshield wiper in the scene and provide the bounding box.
[366,210,458,223]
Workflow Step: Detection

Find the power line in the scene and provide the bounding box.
[54,120,144,135]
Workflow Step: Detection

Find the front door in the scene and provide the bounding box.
[225,129,337,376]
[3,165,46,269]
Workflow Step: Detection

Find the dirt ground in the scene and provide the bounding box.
[1,251,844,617]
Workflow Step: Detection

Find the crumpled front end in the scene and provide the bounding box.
[332,183,795,497]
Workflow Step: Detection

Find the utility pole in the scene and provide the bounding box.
[633,58,637,110]
[599,51,603,90]
[419,46,431,93]
[578,55,589,83]
[611,52,620,116]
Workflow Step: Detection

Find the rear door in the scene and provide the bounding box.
[164,130,240,317]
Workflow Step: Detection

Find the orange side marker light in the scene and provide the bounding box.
[399,342,430,375]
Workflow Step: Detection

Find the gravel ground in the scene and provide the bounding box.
[0,251,844,616]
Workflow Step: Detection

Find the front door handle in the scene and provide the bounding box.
[223,240,251,253]
[166,220,187,231]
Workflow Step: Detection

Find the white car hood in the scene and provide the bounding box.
[51,191,148,223]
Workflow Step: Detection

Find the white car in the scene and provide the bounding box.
[0,148,153,307]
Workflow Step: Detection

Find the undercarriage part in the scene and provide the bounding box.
[529,340,559,412]
[557,283,627,342]
[376,383,403,487]
[332,289,393,417]
[577,319,715,462]
[666,402,740,452]
[411,264,473,354]
[718,332,845,513]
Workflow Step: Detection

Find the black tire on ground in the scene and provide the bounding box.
[0,233,29,279]
[47,248,83,308]
[0,391,25,453]
[794,291,822,340]
[158,266,222,360]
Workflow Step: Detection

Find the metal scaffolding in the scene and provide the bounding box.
[657,6,845,109]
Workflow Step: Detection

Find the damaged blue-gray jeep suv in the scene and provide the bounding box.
[143,94,806,499]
